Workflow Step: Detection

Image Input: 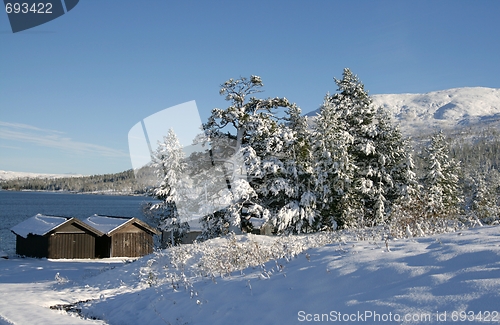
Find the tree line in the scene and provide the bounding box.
[147,69,500,243]
[0,168,154,194]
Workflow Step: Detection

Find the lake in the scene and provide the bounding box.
[0,191,156,255]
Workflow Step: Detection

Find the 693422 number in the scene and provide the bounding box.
[451,311,499,322]
[5,2,53,14]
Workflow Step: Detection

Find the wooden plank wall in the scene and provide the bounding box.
[16,235,48,258]
[111,232,153,257]
[48,233,95,259]
[47,220,97,258]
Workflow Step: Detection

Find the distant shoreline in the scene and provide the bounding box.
[0,168,152,195]
[0,188,146,197]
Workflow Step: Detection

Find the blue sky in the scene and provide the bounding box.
[1,1,499,175]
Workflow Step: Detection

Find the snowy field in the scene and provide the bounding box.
[1,226,499,324]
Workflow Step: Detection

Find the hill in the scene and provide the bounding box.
[307,87,500,137]
[0,170,84,181]
[0,168,155,195]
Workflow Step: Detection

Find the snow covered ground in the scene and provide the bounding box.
[1,226,499,324]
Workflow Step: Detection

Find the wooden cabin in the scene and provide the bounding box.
[160,215,203,247]
[247,217,273,235]
[83,215,160,258]
[11,214,104,259]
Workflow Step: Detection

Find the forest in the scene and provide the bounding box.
[145,69,500,242]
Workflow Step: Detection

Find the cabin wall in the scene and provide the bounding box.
[109,222,154,257]
[110,232,153,257]
[47,221,97,259]
[48,233,96,259]
[181,231,201,244]
[16,234,48,258]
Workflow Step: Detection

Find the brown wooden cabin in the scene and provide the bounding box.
[83,215,160,258]
[11,214,104,259]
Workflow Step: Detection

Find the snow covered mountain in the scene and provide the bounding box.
[307,87,500,136]
[0,170,83,181]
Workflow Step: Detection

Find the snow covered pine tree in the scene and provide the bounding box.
[149,128,190,246]
[470,169,500,223]
[202,76,316,236]
[313,68,416,228]
[422,130,462,218]
[261,100,318,234]
[311,93,357,229]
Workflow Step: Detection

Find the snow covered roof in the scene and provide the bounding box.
[11,214,71,238]
[248,217,267,229]
[83,215,160,235]
[10,214,156,239]
[84,215,132,234]
[185,215,202,231]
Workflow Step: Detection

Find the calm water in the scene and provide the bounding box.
[0,191,156,255]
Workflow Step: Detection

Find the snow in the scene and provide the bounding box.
[306,87,500,136]
[185,215,203,231]
[0,170,84,181]
[372,87,500,135]
[83,215,131,234]
[1,225,499,324]
[249,216,267,229]
[10,214,71,238]
[0,258,129,325]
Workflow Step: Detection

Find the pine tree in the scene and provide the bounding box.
[328,68,384,226]
[373,107,419,219]
[316,68,417,228]
[202,76,296,237]
[285,104,318,233]
[422,131,462,217]
[311,94,358,229]
[264,103,319,234]
[149,128,190,245]
[470,169,500,222]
